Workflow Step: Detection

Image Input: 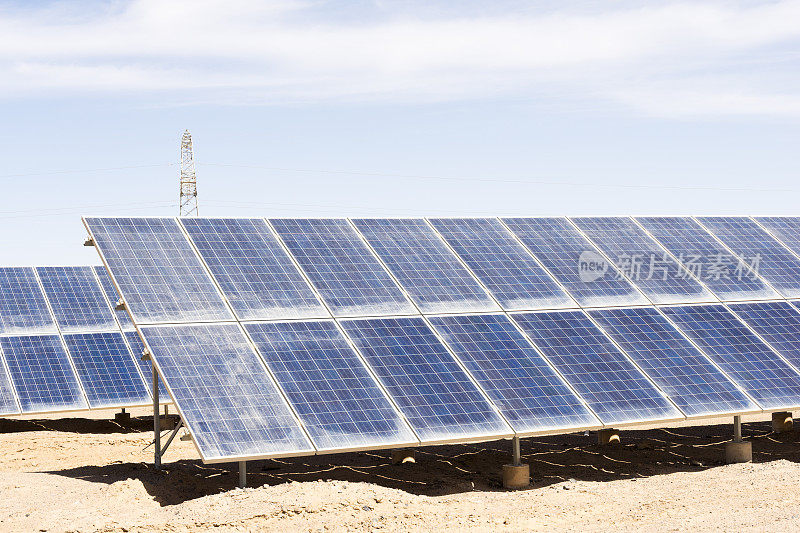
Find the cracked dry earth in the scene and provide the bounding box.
[1,409,799,532]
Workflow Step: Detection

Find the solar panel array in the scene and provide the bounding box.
[84,216,800,464]
[0,265,157,415]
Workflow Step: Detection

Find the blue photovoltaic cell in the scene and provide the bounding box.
[428,314,600,434]
[351,219,499,314]
[589,307,757,417]
[63,332,150,408]
[572,217,714,304]
[698,217,800,299]
[339,317,512,442]
[429,218,576,310]
[0,354,20,415]
[512,310,681,425]
[83,218,234,324]
[270,219,415,317]
[502,218,648,307]
[140,323,313,461]
[245,320,418,451]
[755,217,800,257]
[95,266,134,330]
[37,266,118,333]
[661,304,800,410]
[1,335,88,413]
[182,218,328,321]
[0,267,57,335]
[636,217,779,301]
[123,330,167,397]
[728,301,800,371]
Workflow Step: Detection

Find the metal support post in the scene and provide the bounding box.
[153,365,161,470]
[724,414,751,463]
[512,436,521,466]
[239,461,247,488]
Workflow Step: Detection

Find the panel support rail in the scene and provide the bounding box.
[151,365,184,468]
[153,365,161,469]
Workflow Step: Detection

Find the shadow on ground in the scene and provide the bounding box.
[39,419,800,506]
[0,415,173,435]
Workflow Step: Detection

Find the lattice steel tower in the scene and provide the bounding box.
[179,130,199,216]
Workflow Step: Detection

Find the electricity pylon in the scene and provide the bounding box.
[179,130,199,216]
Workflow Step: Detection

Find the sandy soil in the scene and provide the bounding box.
[0,409,799,532]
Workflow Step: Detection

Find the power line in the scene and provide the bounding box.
[197,162,794,193]
[0,163,174,180]
[0,160,791,193]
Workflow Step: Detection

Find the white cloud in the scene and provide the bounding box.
[0,0,799,116]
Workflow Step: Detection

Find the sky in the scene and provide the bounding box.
[0,0,799,265]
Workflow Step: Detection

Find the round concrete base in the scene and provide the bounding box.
[725,441,752,464]
[598,429,620,446]
[502,463,530,490]
[391,449,416,465]
[772,412,793,433]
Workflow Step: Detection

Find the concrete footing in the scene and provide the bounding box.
[772,412,793,433]
[114,410,131,423]
[598,428,620,446]
[725,441,752,464]
[502,463,530,490]
[391,448,416,465]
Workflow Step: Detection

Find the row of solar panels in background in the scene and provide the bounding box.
[0,266,165,416]
[84,216,800,463]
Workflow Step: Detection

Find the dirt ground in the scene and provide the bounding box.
[0,408,799,532]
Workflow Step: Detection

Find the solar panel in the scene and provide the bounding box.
[269,219,415,317]
[339,316,512,443]
[698,217,800,299]
[123,330,167,397]
[36,266,118,333]
[428,313,601,434]
[661,304,800,411]
[727,301,800,371]
[588,307,758,418]
[428,218,576,311]
[0,353,20,415]
[512,310,682,425]
[754,217,800,257]
[0,267,57,335]
[636,217,779,301]
[139,323,313,462]
[94,266,134,330]
[83,218,234,324]
[502,218,649,307]
[0,335,88,413]
[572,217,715,304]
[181,218,328,321]
[351,219,499,314]
[245,320,418,451]
[63,332,150,409]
